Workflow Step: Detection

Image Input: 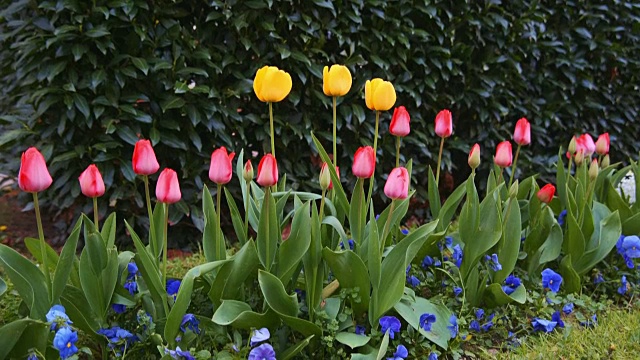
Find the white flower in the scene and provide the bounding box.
[617,171,636,204]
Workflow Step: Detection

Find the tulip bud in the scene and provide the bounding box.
[595,133,609,155]
[319,163,332,191]
[18,147,53,193]
[132,140,160,176]
[209,147,235,185]
[253,66,293,103]
[494,141,513,168]
[589,158,599,180]
[601,154,610,168]
[509,180,519,198]
[78,164,105,198]
[352,146,376,179]
[568,136,577,154]
[156,168,181,204]
[434,109,453,138]
[468,143,481,170]
[364,78,396,111]
[574,150,585,166]
[256,154,279,187]
[537,184,555,204]
[384,167,409,200]
[243,160,254,182]
[513,117,531,146]
[578,134,596,156]
[389,106,410,137]
[323,65,352,97]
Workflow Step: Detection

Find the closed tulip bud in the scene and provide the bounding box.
[568,136,577,154]
[253,66,292,103]
[468,143,481,170]
[384,167,409,200]
[132,140,160,176]
[78,164,105,198]
[537,184,555,204]
[574,150,585,165]
[494,141,513,168]
[589,158,599,180]
[319,163,332,191]
[364,78,396,111]
[243,160,254,182]
[578,134,596,156]
[601,154,610,168]
[209,147,235,185]
[18,147,53,193]
[595,133,610,155]
[509,180,519,198]
[257,154,279,187]
[156,168,181,204]
[389,106,410,137]
[434,109,453,138]
[352,146,376,179]
[323,65,352,97]
[513,117,531,146]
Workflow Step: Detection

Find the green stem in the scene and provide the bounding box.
[508,144,522,188]
[319,189,327,222]
[93,196,99,230]
[567,157,573,176]
[244,180,251,243]
[395,136,401,168]
[366,111,380,210]
[33,192,51,298]
[380,201,396,255]
[497,168,504,185]
[269,102,275,158]
[143,175,155,250]
[436,136,445,187]
[332,96,337,168]
[162,203,168,287]
[217,183,223,255]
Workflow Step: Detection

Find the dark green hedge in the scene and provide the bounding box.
[1,0,639,236]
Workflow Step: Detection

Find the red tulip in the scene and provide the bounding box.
[434,109,453,138]
[494,141,513,168]
[468,143,481,170]
[537,184,555,204]
[18,147,53,193]
[156,168,181,204]
[209,147,235,185]
[577,134,596,156]
[389,106,410,137]
[595,133,609,155]
[257,154,278,187]
[78,164,105,198]
[352,146,376,179]
[513,117,531,146]
[132,140,160,175]
[384,167,409,200]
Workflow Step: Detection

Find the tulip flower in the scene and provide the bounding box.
[595,133,609,155]
[132,140,160,176]
[78,165,105,198]
[384,167,409,200]
[352,146,376,179]
[468,144,480,172]
[578,134,596,156]
[390,106,410,167]
[574,149,585,166]
[253,65,292,158]
[568,136,577,155]
[323,65,352,97]
[589,158,599,180]
[18,147,53,193]
[209,147,235,185]
[243,160,254,182]
[601,154,610,168]
[537,184,555,204]
[365,78,396,112]
[319,163,339,191]
[434,109,453,186]
[257,154,279,187]
[494,141,513,168]
[156,168,181,204]
[242,160,254,242]
[513,118,531,146]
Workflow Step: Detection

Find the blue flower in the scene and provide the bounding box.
[124,280,138,295]
[112,303,126,314]
[340,239,355,250]
[27,354,37,360]
[355,325,366,335]
[422,256,434,269]
[488,253,502,271]
[406,265,411,274]
[452,245,463,268]
[503,275,521,295]
[453,286,463,297]
[621,236,640,258]
[165,346,195,360]
[387,345,408,360]
[481,321,494,332]
[53,327,78,359]
[127,262,139,280]
[407,275,420,288]
[251,327,270,346]
[428,353,438,360]
[580,314,598,327]
[531,318,557,333]
[618,275,629,295]
[434,259,442,266]
[445,237,453,248]
[447,315,458,338]
[551,311,564,328]
[46,305,71,331]
[419,313,436,332]
[475,309,485,320]
[401,228,410,235]
[594,273,605,284]
[469,320,480,332]
[379,316,401,339]
[167,279,181,299]
[557,210,567,226]
[616,235,626,255]
[248,344,276,360]
[563,303,574,315]
[541,268,563,293]
[180,314,200,334]
[98,326,138,351]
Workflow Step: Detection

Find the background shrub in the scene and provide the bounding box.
[1,0,639,243]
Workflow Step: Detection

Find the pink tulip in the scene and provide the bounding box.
[78,164,105,198]
[578,134,596,156]
[494,141,513,168]
[209,147,236,185]
[156,168,181,204]
[389,106,410,137]
[468,143,481,170]
[257,154,278,187]
[132,140,160,175]
[18,147,53,193]
[595,133,609,155]
[434,109,453,138]
[384,167,409,200]
[352,146,376,179]
[513,118,531,146]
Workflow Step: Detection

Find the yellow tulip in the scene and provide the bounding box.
[323,65,352,97]
[253,66,292,103]
[364,78,396,111]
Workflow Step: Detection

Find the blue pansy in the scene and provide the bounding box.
[127,262,139,280]
[531,318,557,333]
[248,344,276,360]
[557,209,567,226]
[165,346,195,360]
[551,311,564,328]
[112,303,126,314]
[489,254,502,271]
[475,309,485,320]
[251,327,270,346]
[180,314,200,334]
[503,275,521,295]
[428,353,438,360]
[434,259,442,266]
[447,315,458,338]
[453,286,463,297]
[98,326,138,351]
[387,345,408,360]
[621,236,640,258]
[355,325,366,335]
[167,279,181,299]
[618,275,629,295]
[406,265,411,274]
[594,273,605,284]
[27,354,37,360]
[419,313,436,332]
[379,316,401,339]
[616,235,626,255]
[452,245,463,268]
[124,280,138,295]
[541,268,563,292]
[469,320,480,332]
[422,256,434,269]
[53,327,78,359]
[340,239,355,250]
[481,321,494,332]
[401,228,410,235]
[407,275,420,287]
[562,303,574,315]
[46,305,72,331]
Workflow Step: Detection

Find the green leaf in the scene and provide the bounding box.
[301,205,324,322]
[0,278,5,298]
[209,240,259,307]
[279,335,315,360]
[428,166,441,218]
[394,295,453,350]
[437,179,467,232]
[277,202,311,284]
[375,330,390,360]
[559,255,581,293]
[60,285,100,334]
[225,187,246,246]
[573,210,621,275]
[212,300,280,328]
[483,283,527,307]
[322,248,370,317]
[24,237,59,273]
[52,220,81,304]
[494,197,521,284]
[72,93,91,118]
[131,57,149,75]
[160,96,185,113]
[0,244,49,319]
[311,132,349,215]
[0,319,48,359]
[202,186,226,262]
[257,188,280,271]
[349,178,367,247]
[101,213,117,248]
[335,332,370,349]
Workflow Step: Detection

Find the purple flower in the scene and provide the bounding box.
[452,245,463,268]
[503,274,521,295]
[407,275,420,287]
[551,311,564,328]
[401,228,410,235]
[557,210,567,226]
[112,304,126,314]
[355,325,366,335]
[165,346,195,360]
[593,273,605,284]
[422,255,434,269]
[428,353,438,360]
[124,280,138,295]
[419,313,436,332]
[387,345,408,360]
[485,253,502,271]
[447,315,458,338]
[541,268,563,292]
[167,279,181,299]
[248,344,276,360]
[469,320,480,332]
[618,275,629,295]
[180,314,200,334]
[453,286,463,296]
[127,262,139,280]
[562,303,574,315]
[53,327,78,359]
[379,316,401,339]
[531,318,557,333]
[475,309,485,320]
[251,327,270,346]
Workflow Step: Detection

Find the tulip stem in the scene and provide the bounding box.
[509,144,522,188]
[143,175,154,238]
[162,203,168,287]
[395,136,401,168]
[244,180,251,243]
[366,111,381,211]
[269,102,275,158]
[92,196,99,229]
[319,189,327,223]
[217,183,223,257]
[436,137,445,187]
[332,96,337,168]
[33,192,51,298]
[380,200,396,255]
[567,157,573,176]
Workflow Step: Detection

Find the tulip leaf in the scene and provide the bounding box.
[483,283,526,307]
[101,212,117,248]
[301,205,323,322]
[277,202,311,284]
[150,202,165,261]
[350,178,367,247]
[394,295,453,350]
[60,285,100,334]
[322,216,348,246]
[0,244,49,320]
[0,318,49,359]
[257,187,280,272]
[565,208,585,262]
[225,187,247,245]
[559,254,581,293]
[428,166,441,218]
[494,197,521,284]
[437,179,467,232]
[51,219,82,304]
[375,330,390,360]
[573,210,620,275]
[311,132,349,215]
[366,206,381,317]
[556,150,568,210]
[203,185,226,262]
[322,248,370,317]
[335,332,370,349]
[212,300,280,329]
[24,237,59,273]
[279,335,315,360]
